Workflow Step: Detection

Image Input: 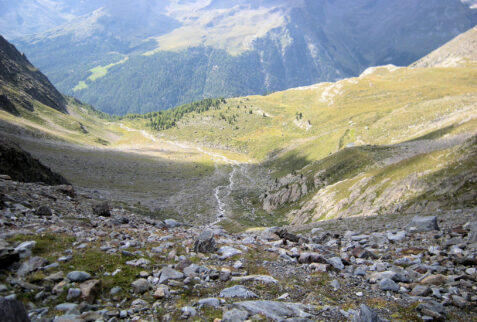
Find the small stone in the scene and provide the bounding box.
[465,267,476,275]
[153,285,170,299]
[164,219,181,228]
[352,304,382,322]
[55,303,79,312]
[197,298,223,309]
[330,279,341,290]
[67,271,91,282]
[411,285,431,297]
[67,288,81,301]
[379,278,399,292]
[92,202,110,217]
[231,275,278,284]
[183,264,200,278]
[298,252,327,264]
[328,257,344,270]
[387,231,406,242]
[131,278,150,294]
[159,267,184,284]
[233,261,243,269]
[119,310,128,319]
[14,241,36,258]
[56,185,75,198]
[351,247,377,259]
[451,295,469,308]
[218,246,242,259]
[44,271,64,282]
[354,267,366,276]
[79,279,100,303]
[35,205,52,217]
[417,301,446,320]
[17,256,48,276]
[420,274,447,286]
[110,286,122,296]
[310,263,330,272]
[53,281,67,294]
[181,306,196,319]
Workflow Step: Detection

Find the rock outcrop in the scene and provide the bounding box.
[0,35,66,113]
[0,137,68,185]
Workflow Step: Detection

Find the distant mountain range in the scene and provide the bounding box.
[2,0,477,115]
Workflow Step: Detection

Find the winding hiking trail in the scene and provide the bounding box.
[119,124,247,225]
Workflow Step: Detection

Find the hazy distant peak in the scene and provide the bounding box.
[147,1,296,55]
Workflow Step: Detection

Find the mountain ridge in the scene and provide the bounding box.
[0,35,66,114]
[412,25,477,68]
[7,0,477,115]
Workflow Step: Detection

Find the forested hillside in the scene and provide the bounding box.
[7,0,477,114]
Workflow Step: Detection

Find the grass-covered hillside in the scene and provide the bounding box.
[1,29,476,231]
[121,59,477,230]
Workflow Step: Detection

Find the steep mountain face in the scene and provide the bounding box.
[0,36,66,114]
[7,0,477,114]
[0,137,68,185]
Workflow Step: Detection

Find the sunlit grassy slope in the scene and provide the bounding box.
[127,62,475,227]
[1,60,476,229]
[147,63,477,170]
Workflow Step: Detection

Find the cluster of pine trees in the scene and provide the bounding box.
[123,98,225,131]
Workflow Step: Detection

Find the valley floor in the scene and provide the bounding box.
[0,118,269,228]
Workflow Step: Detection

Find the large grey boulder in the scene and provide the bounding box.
[18,256,48,276]
[218,246,242,259]
[408,216,439,232]
[219,285,258,299]
[0,298,30,322]
[223,309,249,322]
[131,278,150,294]
[196,298,223,309]
[379,278,400,292]
[232,301,314,321]
[327,257,344,270]
[193,229,217,253]
[159,267,184,284]
[352,304,383,322]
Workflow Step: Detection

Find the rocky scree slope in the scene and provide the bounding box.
[0,35,66,115]
[0,176,476,321]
